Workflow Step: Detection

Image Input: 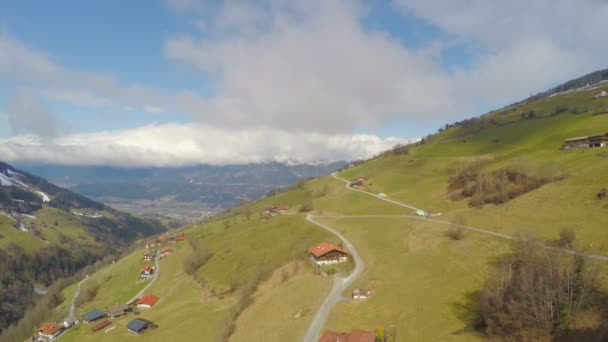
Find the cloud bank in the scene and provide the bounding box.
[0,124,408,167]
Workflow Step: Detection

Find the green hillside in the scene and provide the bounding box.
[28,82,608,342]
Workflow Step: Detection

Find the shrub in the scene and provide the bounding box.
[299,200,314,212]
[477,236,600,340]
[448,167,561,207]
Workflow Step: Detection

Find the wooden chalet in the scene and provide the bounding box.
[261,205,289,218]
[350,177,368,188]
[563,133,608,149]
[107,303,130,318]
[308,242,348,265]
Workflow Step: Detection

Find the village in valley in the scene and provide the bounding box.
[32,232,187,341]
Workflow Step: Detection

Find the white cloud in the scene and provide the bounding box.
[0,33,170,113]
[165,0,608,132]
[6,94,58,138]
[0,123,407,167]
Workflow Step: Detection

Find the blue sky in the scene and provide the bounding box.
[1,0,607,166]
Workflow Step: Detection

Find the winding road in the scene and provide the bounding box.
[127,251,160,304]
[303,172,608,341]
[302,214,364,342]
[66,275,90,322]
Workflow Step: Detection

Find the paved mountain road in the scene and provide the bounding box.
[302,214,364,342]
[127,251,160,304]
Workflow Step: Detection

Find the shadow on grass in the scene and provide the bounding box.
[449,290,484,336]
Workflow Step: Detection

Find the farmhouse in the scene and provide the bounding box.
[308,242,348,265]
[176,234,186,242]
[90,319,111,333]
[350,177,368,188]
[140,265,155,279]
[159,247,173,258]
[36,322,62,341]
[107,303,130,318]
[154,234,167,245]
[318,329,376,342]
[143,251,155,261]
[563,133,608,149]
[136,294,159,308]
[83,309,107,323]
[261,205,289,218]
[127,318,156,335]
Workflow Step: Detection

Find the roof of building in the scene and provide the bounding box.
[140,265,153,273]
[107,303,129,316]
[38,322,61,335]
[90,319,111,332]
[319,331,348,342]
[83,309,106,322]
[564,136,589,142]
[346,330,376,342]
[308,242,347,258]
[160,247,173,253]
[136,294,159,307]
[127,319,148,332]
[318,330,376,342]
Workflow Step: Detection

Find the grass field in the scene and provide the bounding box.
[42,84,608,341]
[57,205,335,341]
[230,261,333,342]
[317,216,510,341]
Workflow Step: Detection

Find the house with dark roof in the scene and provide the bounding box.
[83,309,107,323]
[107,303,130,318]
[563,133,608,149]
[318,329,376,342]
[136,294,159,308]
[36,322,63,341]
[127,318,156,335]
[308,242,348,265]
[143,251,155,261]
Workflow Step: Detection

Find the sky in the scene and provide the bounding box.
[1,0,607,167]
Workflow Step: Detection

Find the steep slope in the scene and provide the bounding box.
[0,162,165,334]
[34,75,608,342]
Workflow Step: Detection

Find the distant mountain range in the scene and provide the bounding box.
[18,161,348,210]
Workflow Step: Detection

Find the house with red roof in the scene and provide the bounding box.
[318,329,375,342]
[159,247,173,258]
[140,265,155,279]
[136,294,159,308]
[308,242,348,265]
[36,322,63,341]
